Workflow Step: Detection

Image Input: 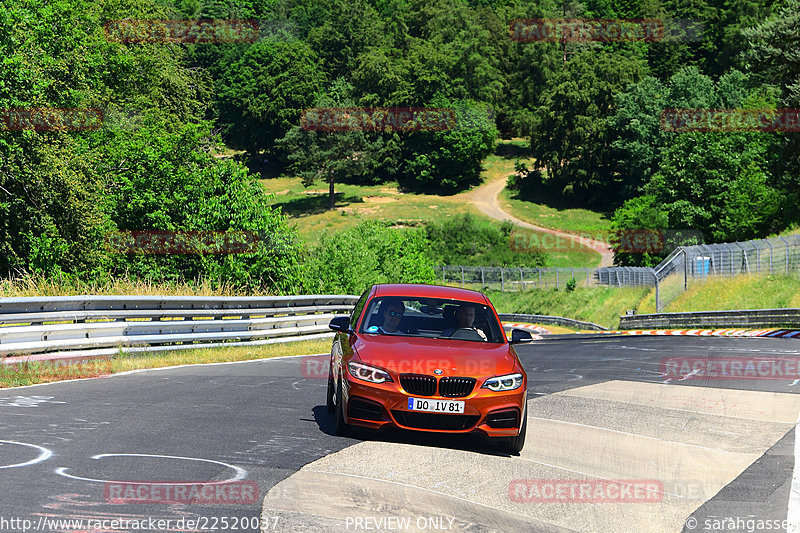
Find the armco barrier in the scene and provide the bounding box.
[497,313,606,331]
[619,308,800,329]
[0,295,358,359]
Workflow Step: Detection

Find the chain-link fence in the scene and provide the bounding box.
[439,234,800,312]
[438,265,655,292]
[652,235,800,310]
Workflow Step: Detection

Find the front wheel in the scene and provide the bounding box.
[326,371,335,413]
[334,379,349,436]
[498,407,527,454]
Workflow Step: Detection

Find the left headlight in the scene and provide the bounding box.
[347,362,393,384]
[482,373,524,392]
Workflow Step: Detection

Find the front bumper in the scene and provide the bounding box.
[341,375,526,438]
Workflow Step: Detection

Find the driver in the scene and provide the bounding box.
[442,304,487,340]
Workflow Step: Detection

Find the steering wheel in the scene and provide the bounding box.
[448,328,485,341]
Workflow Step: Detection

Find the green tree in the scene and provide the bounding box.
[400,97,497,192]
[529,49,647,207]
[215,39,325,156]
[277,80,384,209]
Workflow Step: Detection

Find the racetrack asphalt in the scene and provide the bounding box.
[1,336,800,532]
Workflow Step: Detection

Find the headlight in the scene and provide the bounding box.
[347,362,393,384]
[482,373,524,392]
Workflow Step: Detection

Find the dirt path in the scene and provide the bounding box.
[469,175,615,267]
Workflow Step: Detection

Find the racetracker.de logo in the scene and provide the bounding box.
[300,107,457,132]
[660,108,800,132]
[104,481,258,504]
[103,19,260,43]
[509,18,703,42]
[661,357,800,380]
[105,231,260,255]
[0,108,103,131]
[509,479,663,503]
[300,355,495,379]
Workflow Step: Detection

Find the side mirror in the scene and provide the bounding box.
[329,316,352,333]
[509,328,534,344]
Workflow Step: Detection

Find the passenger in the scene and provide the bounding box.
[378,300,405,334]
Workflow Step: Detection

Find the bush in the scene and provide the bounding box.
[424,213,545,267]
[303,221,437,294]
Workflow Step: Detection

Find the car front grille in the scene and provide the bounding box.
[438,377,476,397]
[391,410,480,431]
[400,374,437,396]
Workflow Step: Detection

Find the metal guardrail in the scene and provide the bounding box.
[619,308,800,329]
[498,313,606,331]
[0,295,358,359]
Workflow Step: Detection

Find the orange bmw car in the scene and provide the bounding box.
[326,283,532,453]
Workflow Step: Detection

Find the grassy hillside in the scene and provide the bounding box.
[263,141,602,268]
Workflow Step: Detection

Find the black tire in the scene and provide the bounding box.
[334,379,349,436]
[498,407,527,454]
[326,370,335,414]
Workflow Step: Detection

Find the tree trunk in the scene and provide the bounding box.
[328,179,335,210]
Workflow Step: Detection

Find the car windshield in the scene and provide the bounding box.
[359,296,505,343]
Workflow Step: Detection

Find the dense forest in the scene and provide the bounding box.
[1,0,798,292]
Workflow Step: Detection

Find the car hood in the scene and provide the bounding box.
[352,334,518,377]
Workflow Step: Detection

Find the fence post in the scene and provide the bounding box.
[584,267,590,287]
[460,266,465,286]
[779,236,790,273]
[539,269,542,288]
[501,269,504,291]
[481,267,485,287]
[556,269,559,289]
[654,270,661,312]
[519,268,524,292]
[442,265,446,283]
[683,249,688,291]
[767,239,773,272]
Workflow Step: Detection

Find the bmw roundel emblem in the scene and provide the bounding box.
[434,369,443,375]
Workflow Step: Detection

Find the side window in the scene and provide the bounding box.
[349,290,370,329]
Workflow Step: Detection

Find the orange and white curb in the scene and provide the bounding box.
[502,323,546,339]
[601,328,800,338]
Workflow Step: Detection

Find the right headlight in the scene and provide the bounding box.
[482,373,524,392]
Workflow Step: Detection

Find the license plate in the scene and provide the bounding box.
[407,398,464,414]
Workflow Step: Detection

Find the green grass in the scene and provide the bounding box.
[487,287,652,329]
[636,274,800,314]
[0,338,332,388]
[501,189,613,241]
[262,178,485,246]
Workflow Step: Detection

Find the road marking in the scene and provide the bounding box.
[788,412,800,532]
[1,353,330,390]
[55,453,247,484]
[0,440,53,469]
